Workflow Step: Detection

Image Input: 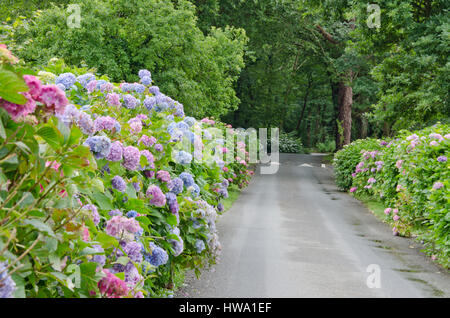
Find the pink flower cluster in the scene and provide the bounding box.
[105,215,142,237]
[98,269,130,298]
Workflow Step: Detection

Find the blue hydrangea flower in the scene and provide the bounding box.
[134,83,146,94]
[155,103,169,112]
[56,83,66,91]
[176,122,189,131]
[179,172,194,188]
[124,241,143,263]
[195,240,206,253]
[77,73,96,87]
[168,177,183,195]
[138,69,151,79]
[0,261,16,298]
[168,228,184,257]
[217,203,224,212]
[148,86,160,95]
[84,136,112,159]
[143,96,156,111]
[184,117,196,127]
[174,151,192,165]
[190,183,200,198]
[141,76,152,86]
[126,210,138,218]
[121,83,134,92]
[145,242,168,267]
[55,73,76,89]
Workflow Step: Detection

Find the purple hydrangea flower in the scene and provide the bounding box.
[138,135,152,147]
[77,73,96,87]
[90,245,106,267]
[83,204,100,226]
[168,228,183,257]
[123,241,143,263]
[94,116,119,132]
[433,182,444,190]
[146,185,166,207]
[84,136,112,159]
[128,117,143,134]
[156,170,171,183]
[111,175,126,192]
[148,86,160,95]
[77,111,95,135]
[166,192,179,214]
[123,94,138,109]
[122,146,140,170]
[106,93,121,107]
[139,150,155,170]
[217,203,224,212]
[108,209,122,217]
[154,143,163,152]
[437,156,447,162]
[132,182,141,192]
[106,141,123,162]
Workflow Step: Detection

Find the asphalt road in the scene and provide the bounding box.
[177,154,450,298]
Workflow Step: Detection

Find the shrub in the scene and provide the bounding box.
[333,138,382,191]
[277,132,303,153]
[0,50,253,297]
[315,139,335,153]
[338,124,450,267]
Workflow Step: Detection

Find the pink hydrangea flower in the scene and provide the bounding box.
[0,92,36,121]
[23,75,42,100]
[350,187,357,193]
[98,269,130,298]
[37,84,68,114]
[105,216,141,237]
[122,146,140,170]
[106,93,121,107]
[384,208,392,215]
[393,215,400,221]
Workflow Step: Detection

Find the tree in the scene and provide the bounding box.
[8,0,248,118]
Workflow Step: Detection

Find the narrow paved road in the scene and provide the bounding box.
[178,154,450,297]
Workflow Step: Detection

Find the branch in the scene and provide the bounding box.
[316,25,339,44]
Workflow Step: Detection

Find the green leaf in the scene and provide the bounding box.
[166,214,178,226]
[36,126,60,150]
[23,219,55,237]
[0,117,6,139]
[91,190,114,210]
[0,67,28,104]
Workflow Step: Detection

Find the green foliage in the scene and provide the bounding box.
[315,139,335,153]
[7,0,247,119]
[278,132,303,154]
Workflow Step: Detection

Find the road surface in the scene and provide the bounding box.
[177,154,450,297]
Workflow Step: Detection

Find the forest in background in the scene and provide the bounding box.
[1,0,449,151]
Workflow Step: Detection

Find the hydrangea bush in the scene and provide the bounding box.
[333,125,450,267]
[0,51,254,297]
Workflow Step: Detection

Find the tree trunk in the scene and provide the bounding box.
[337,81,352,148]
[296,76,312,131]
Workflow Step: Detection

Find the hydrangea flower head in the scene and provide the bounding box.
[122,146,140,170]
[55,73,76,90]
[168,177,183,195]
[146,185,166,207]
[98,269,130,298]
[111,175,126,192]
[145,242,168,267]
[179,172,194,188]
[138,70,151,79]
[84,136,112,159]
[156,170,171,183]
